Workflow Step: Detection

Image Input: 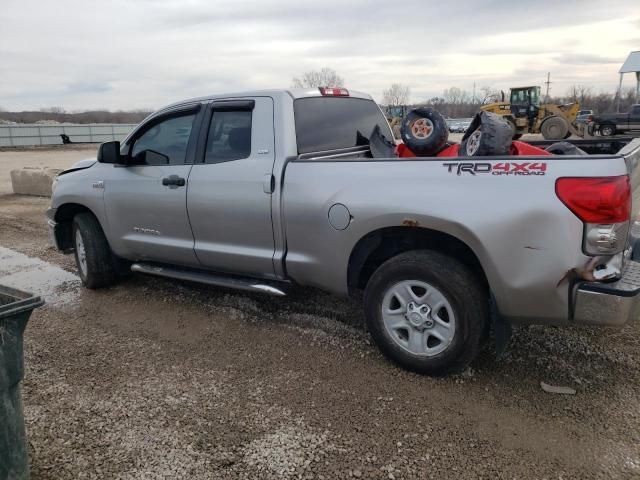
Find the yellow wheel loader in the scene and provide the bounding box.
[481,86,584,140]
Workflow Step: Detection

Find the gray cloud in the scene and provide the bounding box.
[0,0,638,110]
[555,53,621,65]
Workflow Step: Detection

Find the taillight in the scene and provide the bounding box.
[587,115,593,122]
[319,87,349,96]
[556,176,630,223]
[556,176,631,255]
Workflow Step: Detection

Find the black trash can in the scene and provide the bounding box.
[0,285,44,480]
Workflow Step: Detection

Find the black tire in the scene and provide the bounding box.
[400,108,449,156]
[364,251,488,376]
[459,111,514,156]
[505,117,522,140]
[72,213,118,289]
[545,141,587,156]
[599,124,616,137]
[540,116,569,140]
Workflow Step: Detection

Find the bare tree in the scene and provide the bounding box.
[39,106,66,114]
[566,84,593,105]
[383,83,411,106]
[291,67,345,88]
[442,87,470,105]
[478,86,500,104]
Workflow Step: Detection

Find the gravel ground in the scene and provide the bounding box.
[1,148,640,479]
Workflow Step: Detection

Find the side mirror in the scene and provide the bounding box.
[97,141,123,164]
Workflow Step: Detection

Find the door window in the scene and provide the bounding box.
[131,113,196,165]
[204,110,252,163]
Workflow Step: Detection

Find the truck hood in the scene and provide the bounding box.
[58,157,97,176]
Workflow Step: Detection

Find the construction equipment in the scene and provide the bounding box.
[384,105,408,139]
[481,86,583,140]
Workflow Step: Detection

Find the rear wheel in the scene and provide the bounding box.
[540,116,569,140]
[72,213,118,289]
[364,251,488,375]
[599,124,616,137]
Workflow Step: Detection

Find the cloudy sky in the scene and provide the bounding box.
[1,0,638,111]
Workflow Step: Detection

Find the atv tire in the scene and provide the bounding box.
[459,111,514,156]
[401,108,449,156]
[545,141,587,156]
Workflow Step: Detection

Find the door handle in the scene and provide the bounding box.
[162,175,186,187]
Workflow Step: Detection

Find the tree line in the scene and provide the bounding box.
[288,67,639,118]
[415,85,639,118]
[1,67,637,124]
[0,108,152,125]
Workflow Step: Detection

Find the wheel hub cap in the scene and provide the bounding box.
[381,280,456,357]
[406,302,433,330]
[75,229,87,276]
[410,118,434,139]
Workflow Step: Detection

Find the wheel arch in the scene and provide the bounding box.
[347,226,490,296]
[53,203,100,251]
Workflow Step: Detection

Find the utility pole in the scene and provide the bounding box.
[472,82,476,103]
[544,72,552,102]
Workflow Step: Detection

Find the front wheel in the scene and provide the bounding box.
[540,116,569,140]
[364,251,488,375]
[72,213,118,289]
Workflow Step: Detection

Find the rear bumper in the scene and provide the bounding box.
[573,260,640,326]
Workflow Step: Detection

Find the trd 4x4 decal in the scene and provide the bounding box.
[442,162,547,176]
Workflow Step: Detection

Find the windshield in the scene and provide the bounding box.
[294,97,394,154]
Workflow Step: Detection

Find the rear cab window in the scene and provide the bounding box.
[294,97,393,155]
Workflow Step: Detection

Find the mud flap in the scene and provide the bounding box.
[490,295,512,358]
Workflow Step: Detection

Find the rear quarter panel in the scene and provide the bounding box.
[282,155,629,325]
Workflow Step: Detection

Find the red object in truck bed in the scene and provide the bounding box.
[395,141,551,158]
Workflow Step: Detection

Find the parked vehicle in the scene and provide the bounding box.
[576,110,594,125]
[590,104,640,136]
[446,119,471,133]
[47,87,640,375]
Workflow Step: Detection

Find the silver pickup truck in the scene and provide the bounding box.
[47,88,640,375]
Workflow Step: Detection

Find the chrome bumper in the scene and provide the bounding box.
[573,260,640,326]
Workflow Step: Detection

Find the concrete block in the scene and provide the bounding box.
[10,167,62,197]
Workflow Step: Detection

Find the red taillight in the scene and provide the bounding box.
[555,176,630,223]
[319,87,349,96]
[587,115,593,122]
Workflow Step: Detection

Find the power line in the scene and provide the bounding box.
[544,72,552,101]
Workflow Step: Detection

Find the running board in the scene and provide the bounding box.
[130,263,288,296]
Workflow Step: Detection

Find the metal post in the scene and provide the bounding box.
[636,72,640,104]
[617,73,624,113]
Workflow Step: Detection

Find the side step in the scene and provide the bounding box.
[130,263,288,296]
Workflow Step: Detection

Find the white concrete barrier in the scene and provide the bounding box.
[10,168,62,197]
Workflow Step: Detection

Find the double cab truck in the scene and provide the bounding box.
[590,104,640,136]
[48,88,640,375]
